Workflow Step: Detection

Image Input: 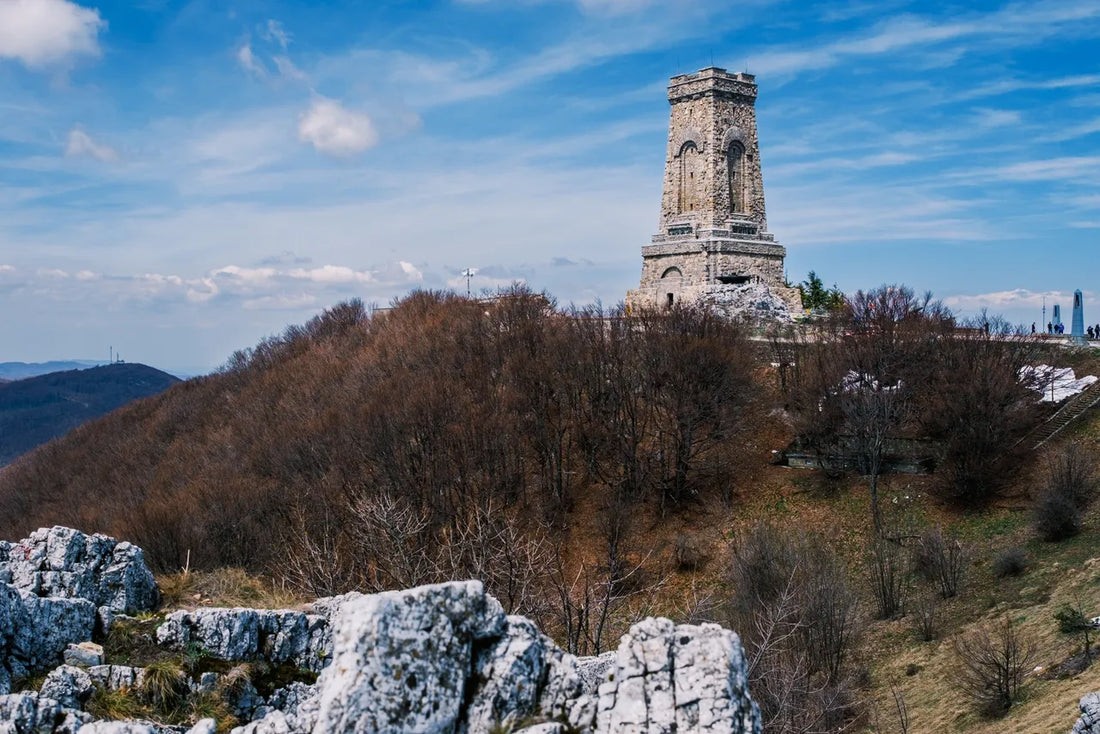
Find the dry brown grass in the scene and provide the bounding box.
[158,568,303,610]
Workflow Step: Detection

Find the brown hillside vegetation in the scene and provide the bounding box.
[4,285,1100,733]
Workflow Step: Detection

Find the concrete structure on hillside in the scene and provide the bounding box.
[626,67,802,315]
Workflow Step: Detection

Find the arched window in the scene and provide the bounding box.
[678,141,698,213]
[727,141,745,214]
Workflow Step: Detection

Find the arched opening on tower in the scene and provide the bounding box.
[727,141,745,214]
[678,141,699,213]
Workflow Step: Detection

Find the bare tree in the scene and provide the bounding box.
[951,616,1034,717]
[891,684,910,734]
[915,526,969,599]
[868,529,910,620]
[729,524,864,734]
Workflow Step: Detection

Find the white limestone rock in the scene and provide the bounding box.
[312,580,505,734]
[39,666,94,710]
[1074,692,1100,734]
[232,710,293,734]
[0,527,159,615]
[514,725,566,734]
[78,722,162,734]
[63,642,104,668]
[186,720,217,734]
[9,592,97,675]
[87,666,145,692]
[596,618,761,734]
[463,616,547,732]
[0,693,91,734]
[0,583,96,686]
[265,682,316,719]
[700,282,795,323]
[576,652,616,694]
[156,608,329,672]
[538,642,595,731]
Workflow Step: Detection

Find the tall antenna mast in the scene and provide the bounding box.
[462,268,476,298]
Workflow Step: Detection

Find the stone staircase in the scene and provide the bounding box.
[1019,381,1100,451]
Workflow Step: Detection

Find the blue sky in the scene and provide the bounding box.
[0,0,1098,373]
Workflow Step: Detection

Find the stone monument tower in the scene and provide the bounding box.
[626,67,801,314]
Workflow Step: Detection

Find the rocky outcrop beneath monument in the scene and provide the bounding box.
[699,281,801,322]
[0,527,760,734]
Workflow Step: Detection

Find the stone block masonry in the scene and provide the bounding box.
[627,67,802,316]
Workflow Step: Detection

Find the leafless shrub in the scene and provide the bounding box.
[729,524,864,734]
[913,593,938,642]
[951,616,1034,717]
[991,547,1028,578]
[914,526,968,598]
[1046,442,1099,509]
[868,534,909,620]
[1033,489,1082,542]
[674,532,709,572]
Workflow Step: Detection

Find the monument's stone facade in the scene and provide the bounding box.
[626,68,801,314]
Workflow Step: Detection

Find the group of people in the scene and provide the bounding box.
[1032,322,1100,339]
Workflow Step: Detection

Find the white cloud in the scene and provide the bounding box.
[980,156,1100,182]
[747,3,1100,78]
[972,108,1022,128]
[212,265,278,284]
[262,20,290,49]
[399,261,424,281]
[272,55,307,81]
[65,128,118,162]
[298,98,378,157]
[186,278,218,302]
[957,73,1100,101]
[288,265,374,284]
[943,288,1095,313]
[0,265,15,274]
[237,43,266,77]
[461,0,657,14]
[0,0,104,68]
[244,294,317,311]
[446,272,524,291]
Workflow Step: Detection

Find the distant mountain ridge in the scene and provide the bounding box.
[0,361,102,381]
[0,363,179,465]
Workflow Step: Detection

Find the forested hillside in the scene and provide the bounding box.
[0,363,179,465]
[4,286,1099,734]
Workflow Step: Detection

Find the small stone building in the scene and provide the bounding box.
[626,67,802,314]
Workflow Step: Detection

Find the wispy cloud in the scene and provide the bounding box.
[747,1,1100,78]
[955,73,1100,101]
[65,128,118,162]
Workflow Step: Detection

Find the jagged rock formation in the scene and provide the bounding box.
[1074,692,1100,733]
[0,527,761,734]
[0,582,97,694]
[699,282,796,322]
[0,526,159,614]
[157,608,330,674]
